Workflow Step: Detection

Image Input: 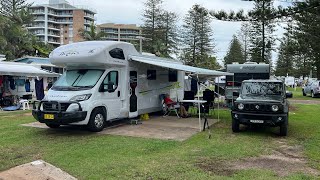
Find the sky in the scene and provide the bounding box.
[27,0,291,65]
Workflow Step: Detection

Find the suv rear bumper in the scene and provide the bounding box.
[231,111,287,126]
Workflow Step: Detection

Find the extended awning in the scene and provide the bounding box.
[130,55,232,132]
[129,55,233,77]
[0,62,60,77]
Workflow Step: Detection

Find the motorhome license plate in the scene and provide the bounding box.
[44,114,54,120]
[250,120,264,124]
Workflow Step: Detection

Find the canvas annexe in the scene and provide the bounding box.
[32,41,232,132]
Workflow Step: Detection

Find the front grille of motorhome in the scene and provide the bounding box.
[43,102,71,112]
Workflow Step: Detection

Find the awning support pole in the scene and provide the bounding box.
[197,73,201,132]
[218,77,220,122]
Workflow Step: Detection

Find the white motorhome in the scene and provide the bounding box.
[32,41,230,131]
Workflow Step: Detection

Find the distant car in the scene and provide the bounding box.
[231,79,290,136]
[302,80,320,98]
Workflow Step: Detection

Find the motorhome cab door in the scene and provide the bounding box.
[100,70,121,120]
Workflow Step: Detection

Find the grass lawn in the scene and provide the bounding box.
[287,87,320,100]
[0,104,320,179]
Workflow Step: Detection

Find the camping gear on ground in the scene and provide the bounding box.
[2,104,22,111]
[140,113,149,120]
[0,95,13,107]
[19,99,30,110]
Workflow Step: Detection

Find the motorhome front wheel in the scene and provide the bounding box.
[88,108,106,132]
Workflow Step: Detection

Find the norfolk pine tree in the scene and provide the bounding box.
[224,35,245,66]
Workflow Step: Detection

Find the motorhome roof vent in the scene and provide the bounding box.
[232,62,239,64]
[244,62,257,64]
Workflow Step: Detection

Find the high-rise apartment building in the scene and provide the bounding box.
[97,23,141,42]
[28,0,96,46]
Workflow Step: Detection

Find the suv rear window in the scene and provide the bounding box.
[241,82,283,96]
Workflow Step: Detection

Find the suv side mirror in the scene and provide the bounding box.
[233,92,239,97]
[285,91,293,98]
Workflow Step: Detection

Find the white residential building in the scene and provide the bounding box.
[27,0,96,46]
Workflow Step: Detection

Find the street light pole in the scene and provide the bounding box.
[135,36,151,54]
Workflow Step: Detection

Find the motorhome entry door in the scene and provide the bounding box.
[129,71,138,118]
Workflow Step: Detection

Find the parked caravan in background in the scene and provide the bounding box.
[285,76,295,87]
[225,62,270,106]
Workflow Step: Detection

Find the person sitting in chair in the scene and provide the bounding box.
[164,94,190,118]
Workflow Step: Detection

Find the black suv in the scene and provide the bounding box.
[231,79,290,136]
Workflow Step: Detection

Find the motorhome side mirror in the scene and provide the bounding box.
[99,82,115,92]
[107,82,114,92]
[233,92,239,97]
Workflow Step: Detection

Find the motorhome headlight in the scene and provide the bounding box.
[70,94,92,102]
[272,105,279,112]
[238,103,244,110]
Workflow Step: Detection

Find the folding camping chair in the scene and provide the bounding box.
[159,94,180,118]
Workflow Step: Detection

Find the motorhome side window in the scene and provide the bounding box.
[109,48,125,60]
[168,69,178,82]
[103,71,118,92]
[147,70,156,80]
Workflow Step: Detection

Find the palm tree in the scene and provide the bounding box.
[79,22,106,41]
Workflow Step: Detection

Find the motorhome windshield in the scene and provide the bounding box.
[52,69,104,91]
[241,82,283,96]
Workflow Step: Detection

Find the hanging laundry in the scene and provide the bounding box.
[8,76,15,90]
[0,76,3,86]
[15,79,25,86]
[35,78,45,100]
[25,79,31,92]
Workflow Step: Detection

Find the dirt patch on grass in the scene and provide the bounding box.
[289,99,320,105]
[197,139,319,177]
[196,160,236,176]
[289,105,298,112]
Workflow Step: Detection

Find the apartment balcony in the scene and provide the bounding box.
[33,32,46,36]
[119,31,140,35]
[84,14,94,21]
[34,17,45,21]
[48,32,60,37]
[48,40,61,45]
[84,21,93,25]
[48,26,60,31]
[32,11,45,14]
[27,23,45,28]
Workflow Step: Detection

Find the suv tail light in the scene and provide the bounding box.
[227,82,234,86]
